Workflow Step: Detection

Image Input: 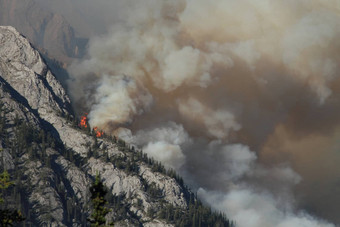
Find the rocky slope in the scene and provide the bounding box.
[0,26,232,226]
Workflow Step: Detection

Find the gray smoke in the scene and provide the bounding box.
[67,0,340,226]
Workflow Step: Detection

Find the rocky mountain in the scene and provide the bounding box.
[0,26,232,226]
[0,0,87,65]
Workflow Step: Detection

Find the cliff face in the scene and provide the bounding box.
[0,26,190,226]
[0,0,87,64]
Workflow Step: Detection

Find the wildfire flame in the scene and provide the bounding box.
[79,114,103,138]
[93,127,104,138]
[80,114,88,128]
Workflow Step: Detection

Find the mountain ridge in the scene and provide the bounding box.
[0,26,232,227]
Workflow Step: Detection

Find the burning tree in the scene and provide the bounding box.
[79,114,88,128]
[79,114,104,138]
[93,127,104,138]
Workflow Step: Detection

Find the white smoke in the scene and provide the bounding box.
[118,122,189,170]
[282,10,340,103]
[178,98,241,139]
[198,188,333,227]
[70,0,340,127]
[206,142,256,181]
[68,0,340,225]
[195,143,329,227]
[88,75,153,128]
[143,142,185,170]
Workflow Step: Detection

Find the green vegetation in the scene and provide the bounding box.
[153,195,233,227]
[79,125,234,227]
[0,101,233,226]
[88,173,112,226]
[0,169,25,226]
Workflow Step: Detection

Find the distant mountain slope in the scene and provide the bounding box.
[0,0,87,64]
[0,26,232,226]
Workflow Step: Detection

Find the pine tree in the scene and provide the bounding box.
[0,170,13,203]
[88,173,112,226]
[0,170,24,226]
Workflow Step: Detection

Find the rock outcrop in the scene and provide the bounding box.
[0,26,190,226]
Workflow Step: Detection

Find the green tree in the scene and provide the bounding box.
[0,170,24,226]
[88,173,112,226]
[0,170,13,203]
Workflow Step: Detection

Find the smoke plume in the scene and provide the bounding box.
[68,0,340,226]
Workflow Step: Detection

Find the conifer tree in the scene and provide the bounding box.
[0,169,24,226]
[88,173,112,226]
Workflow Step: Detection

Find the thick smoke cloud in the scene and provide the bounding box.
[33,0,132,36]
[88,75,153,128]
[68,0,340,226]
[120,122,189,170]
[198,188,333,227]
[178,98,241,139]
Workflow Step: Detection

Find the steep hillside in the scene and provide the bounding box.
[0,26,232,226]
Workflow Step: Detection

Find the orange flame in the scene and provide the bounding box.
[93,127,104,138]
[79,114,103,137]
[80,114,88,128]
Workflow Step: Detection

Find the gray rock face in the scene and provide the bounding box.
[0,26,70,113]
[52,149,90,203]
[139,164,187,208]
[0,26,93,157]
[0,26,188,226]
[24,158,66,226]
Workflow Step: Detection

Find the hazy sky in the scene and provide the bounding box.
[34,0,133,36]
